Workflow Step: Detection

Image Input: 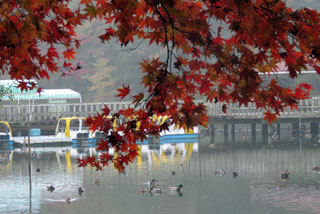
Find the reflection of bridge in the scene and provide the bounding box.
[0,143,199,174]
[73,142,199,166]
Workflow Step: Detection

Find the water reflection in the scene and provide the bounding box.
[1,141,320,214]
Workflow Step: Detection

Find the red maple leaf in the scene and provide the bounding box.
[116,84,130,100]
[64,49,77,61]
[263,111,278,124]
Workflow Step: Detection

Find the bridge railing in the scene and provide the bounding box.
[202,96,320,118]
[0,102,135,123]
[1,97,320,124]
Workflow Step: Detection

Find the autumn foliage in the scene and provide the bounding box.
[2,0,320,172]
[0,0,81,91]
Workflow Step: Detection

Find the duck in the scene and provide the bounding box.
[78,187,85,195]
[94,179,101,185]
[139,188,147,194]
[169,184,183,192]
[280,169,290,179]
[312,166,320,171]
[149,187,161,195]
[66,197,71,204]
[47,185,55,192]
[233,172,238,178]
[215,169,225,176]
[147,179,159,187]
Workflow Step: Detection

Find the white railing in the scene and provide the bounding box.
[1,97,320,123]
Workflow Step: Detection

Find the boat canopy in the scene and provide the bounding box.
[0,80,81,102]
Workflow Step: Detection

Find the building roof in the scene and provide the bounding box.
[0,80,81,101]
[4,89,82,100]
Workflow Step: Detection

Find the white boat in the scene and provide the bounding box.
[13,117,90,145]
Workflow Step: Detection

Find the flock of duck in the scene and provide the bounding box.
[215,167,320,181]
[46,179,101,204]
[140,170,240,196]
[46,170,241,202]
[46,166,319,203]
[47,177,184,203]
[214,169,238,178]
[139,178,183,196]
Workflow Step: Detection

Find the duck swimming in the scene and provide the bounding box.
[149,187,161,195]
[139,188,147,194]
[94,179,101,185]
[280,169,290,179]
[66,197,71,204]
[312,166,320,171]
[47,185,55,192]
[233,172,238,178]
[169,184,183,192]
[147,179,159,187]
[215,169,225,176]
[78,187,85,195]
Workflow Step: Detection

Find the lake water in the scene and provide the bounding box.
[1,140,320,214]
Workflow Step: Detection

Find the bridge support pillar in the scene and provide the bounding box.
[231,123,235,143]
[210,124,215,144]
[262,124,269,144]
[224,124,229,144]
[292,123,299,138]
[251,123,256,144]
[277,123,281,140]
[310,123,319,138]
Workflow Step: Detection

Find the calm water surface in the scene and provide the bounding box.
[1,141,320,214]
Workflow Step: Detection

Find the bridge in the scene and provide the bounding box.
[0,96,320,137]
[1,96,319,122]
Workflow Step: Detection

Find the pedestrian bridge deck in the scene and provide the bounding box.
[1,97,320,125]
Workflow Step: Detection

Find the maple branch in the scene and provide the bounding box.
[151,0,176,73]
[121,39,145,52]
[254,5,299,42]
[155,0,176,69]
[134,0,177,110]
